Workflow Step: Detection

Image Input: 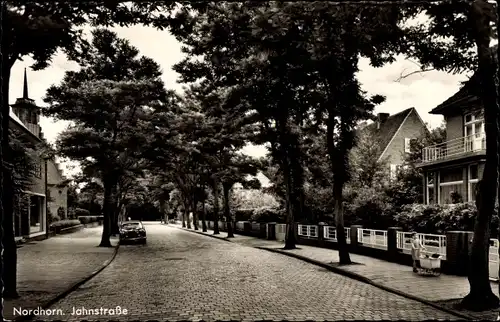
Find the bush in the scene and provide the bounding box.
[233,209,254,222]
[50,219,81,229]
[250,207,285,223]
[344,187,396,229]
[78,216,99,224]
[75,208,91,217]
[394,202,499,237]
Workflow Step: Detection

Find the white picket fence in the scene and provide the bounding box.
[323,226,351,243]
[357,228,388,250]
[297,224,318,238]
[236,222,245,231]
[396,232,447,259]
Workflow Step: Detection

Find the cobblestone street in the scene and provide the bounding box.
[37,222,459,321]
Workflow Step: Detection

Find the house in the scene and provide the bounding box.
[417,72,485,205]
[11,69,68,240]
[359,108,429,178]
[46,158,69,219]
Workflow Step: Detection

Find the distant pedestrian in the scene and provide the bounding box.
[411,232,426,273]
[128,217,131,221]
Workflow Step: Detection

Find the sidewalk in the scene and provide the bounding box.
[175,224,500,320]
[4,227,119,321]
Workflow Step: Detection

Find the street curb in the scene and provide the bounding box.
[255,247,475,321]
[175,226,234,243]
[14,241,121,322]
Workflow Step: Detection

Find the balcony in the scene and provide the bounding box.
[422,133,486,163]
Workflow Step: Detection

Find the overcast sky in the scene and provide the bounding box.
[9,25,471,178]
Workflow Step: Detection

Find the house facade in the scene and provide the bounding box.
[47,158,69,219]
[360,107,429,178]
[11,69,68,239]
[417,73,485,205]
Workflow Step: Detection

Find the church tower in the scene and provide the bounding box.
[11,68,41,137]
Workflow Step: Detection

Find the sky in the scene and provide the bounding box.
[9,25,472,179]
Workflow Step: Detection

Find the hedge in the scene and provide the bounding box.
[75,208,91,217]
[394,202,499,237]
[78,216,101,224]
[50,219,81,229]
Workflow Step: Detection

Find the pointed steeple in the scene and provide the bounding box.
[23,68,29,99]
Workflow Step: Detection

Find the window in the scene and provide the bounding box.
[426,172,435,204]
[29,195,44,234]
[404,138,413,153]
[390,164,398,179]
[469,164,480,202]
[33,159,42,178]
[439,167,465,204]
[464,110,485,151]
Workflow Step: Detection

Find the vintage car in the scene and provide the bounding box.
[119,221,147,244]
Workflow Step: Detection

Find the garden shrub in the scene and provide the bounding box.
[234,209,254,222]
[344,187,396,229]
[50,219,81,229]
[78,216,99,224]
[249,207,285,223]
[75,208,91,217]
[394,202,499,237]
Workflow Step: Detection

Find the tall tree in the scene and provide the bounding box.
[1,2,180,300]
[396,0,499,310]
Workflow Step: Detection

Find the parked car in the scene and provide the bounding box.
[119,221,146,244]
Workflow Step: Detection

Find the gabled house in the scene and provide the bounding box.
[11,69,68,240]
[417,72,486,205]
[46,158,69,219]
[360,107,429,177]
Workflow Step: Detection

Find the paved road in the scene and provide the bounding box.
[37,222,457,321]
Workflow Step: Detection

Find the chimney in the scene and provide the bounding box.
[377,113,390,129]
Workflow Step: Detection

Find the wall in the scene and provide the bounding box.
[381,109,427,166]
[445,114,463,142]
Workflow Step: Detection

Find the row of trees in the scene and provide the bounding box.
[0,0,498,316]
[165,0,499,312]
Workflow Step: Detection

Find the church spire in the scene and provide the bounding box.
[23,68,29,99]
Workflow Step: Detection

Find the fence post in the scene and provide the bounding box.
[318,223,326,247]
[446,231,474,276]
[387,227,402,262]
[260,223,267,239]
[267,222,276,240]
[350,225,362,250]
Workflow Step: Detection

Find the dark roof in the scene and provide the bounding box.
[430,74,481,115]
[430,45,498,115]
[360,107,414,159]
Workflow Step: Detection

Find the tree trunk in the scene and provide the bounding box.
[462,0,500,311]
[99,176,116,247]
[181,206,186,227]
[110,184,120,236]
[327,114,351,265]
[183,196,191,229]
[2,64,19,299]
[212,177,220,235]
[202,198,207,232]
[193,194,199,231]
[223,183,234,238]
[333,180,351,264]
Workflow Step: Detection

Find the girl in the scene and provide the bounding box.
[411,232,426,273]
